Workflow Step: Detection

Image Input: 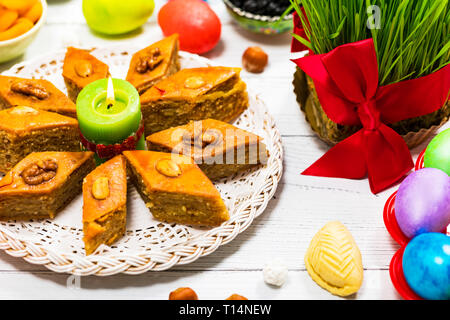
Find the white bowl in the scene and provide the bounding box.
[0,0,47,64]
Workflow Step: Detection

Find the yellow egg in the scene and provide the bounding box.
[305,221,363,297]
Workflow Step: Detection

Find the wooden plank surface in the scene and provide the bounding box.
[0,0,447,300]
[0,270,401,300]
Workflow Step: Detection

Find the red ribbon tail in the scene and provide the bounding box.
[364,125,414,194]
[303,126,414,194]
[302,131,367,179]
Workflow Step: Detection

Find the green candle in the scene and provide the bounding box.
[77,78,146,164]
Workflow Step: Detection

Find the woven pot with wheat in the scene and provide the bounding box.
[290,0,450,193]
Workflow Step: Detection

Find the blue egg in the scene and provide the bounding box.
[403,233,450,300]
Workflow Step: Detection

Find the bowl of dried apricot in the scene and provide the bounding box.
[0,0,47,63]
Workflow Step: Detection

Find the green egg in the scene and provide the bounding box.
[424,128,450,175]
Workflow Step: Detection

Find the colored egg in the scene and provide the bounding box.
[395,168,450,239]
[403,233,450,300]
[158,0,221,54]
[425,128,450,176]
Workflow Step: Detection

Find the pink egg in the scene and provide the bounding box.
[395,168,450,239]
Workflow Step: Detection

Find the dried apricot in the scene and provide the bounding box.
[0,9,18,32]
[0,18,33,41]
[0,0,35,12]
[23,1,42,23]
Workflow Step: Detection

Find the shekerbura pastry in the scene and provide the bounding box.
[305,221,363,297]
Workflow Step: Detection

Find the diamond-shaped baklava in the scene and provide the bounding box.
[123,150,229,226]
[82,155,127,255]
[0,75,77,118]
[140,67,249,136]
[0,152,95,220]
[146,119,268,180]
[62,47,110,102]
[126,34,180,95]
[0,106,80,173]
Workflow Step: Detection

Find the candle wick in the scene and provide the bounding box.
[106,77,115,108]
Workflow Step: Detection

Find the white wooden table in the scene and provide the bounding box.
[0,0,447,300]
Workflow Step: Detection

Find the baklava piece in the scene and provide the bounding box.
[62,47,110,102]
[82,155,127,255]
[123,150,229,226]
[140,67,249,136]
[0,106,80,173]
[146,119,268,180]
[0,152,95,220]
[0,75,77,118]
[126,34,180,95]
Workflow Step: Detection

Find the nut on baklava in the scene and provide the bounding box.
[0,75,77,118]
[0,152,95,220]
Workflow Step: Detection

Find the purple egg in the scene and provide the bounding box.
[395,168,450,239]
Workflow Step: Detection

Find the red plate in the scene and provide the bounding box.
[383,148,426,300]
[415,148,426,171]
[383,148,450,300]
[389,248,423,300]
[383,192,423,300]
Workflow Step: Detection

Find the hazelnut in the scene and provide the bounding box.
[226,294,248,300]
[242,46,268,73]
[92,177,110,200]
[75,60,93,78]
[155,159,182,178]
[184,76,205,89]
[169,287,198,300]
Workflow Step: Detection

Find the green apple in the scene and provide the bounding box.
[82,0,155,35]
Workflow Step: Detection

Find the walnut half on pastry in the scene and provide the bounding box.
[0,152,95,220]
[126,34,180,95]
[0,75,77,118]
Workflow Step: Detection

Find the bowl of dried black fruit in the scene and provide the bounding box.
[223,0,293,35]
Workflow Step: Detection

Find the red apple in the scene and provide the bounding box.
[158,0,221,54]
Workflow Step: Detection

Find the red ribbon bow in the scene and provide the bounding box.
[80,123,145,159]
[292,38,450,194]
[291,8,309,53]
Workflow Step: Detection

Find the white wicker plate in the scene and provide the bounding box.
[0,45,283,276]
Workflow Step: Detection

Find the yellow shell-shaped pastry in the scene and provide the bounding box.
[305,221,363,297]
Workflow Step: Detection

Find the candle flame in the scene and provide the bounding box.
[106,77,115,109]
